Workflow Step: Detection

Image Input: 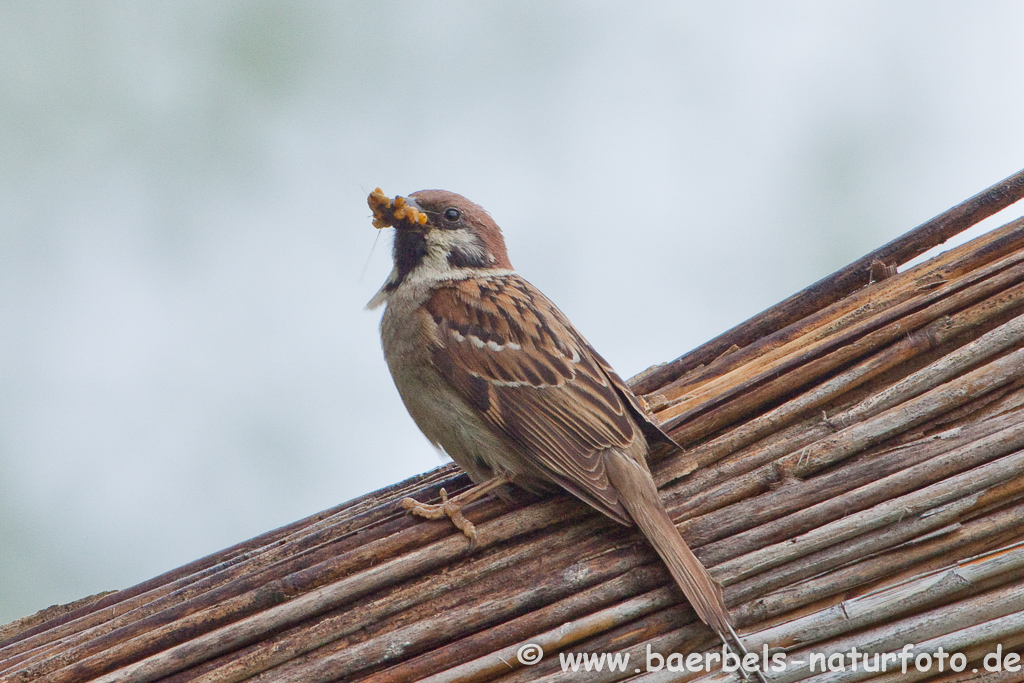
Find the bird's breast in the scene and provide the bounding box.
[379,294,520,484]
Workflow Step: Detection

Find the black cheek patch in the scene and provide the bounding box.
[447,246,490,269]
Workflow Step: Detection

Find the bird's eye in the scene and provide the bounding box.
[443,207,461,221]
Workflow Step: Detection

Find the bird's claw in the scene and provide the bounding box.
[401,488,478,545]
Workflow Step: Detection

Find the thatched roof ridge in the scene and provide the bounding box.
[3,169,1024,683]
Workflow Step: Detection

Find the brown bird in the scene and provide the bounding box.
[367,188,740,652]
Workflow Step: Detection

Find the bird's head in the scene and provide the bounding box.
[368,189,513,297]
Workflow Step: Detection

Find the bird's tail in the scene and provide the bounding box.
[603,450,732,637]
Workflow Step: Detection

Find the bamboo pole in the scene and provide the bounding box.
[662,347,1024,521]
[643,214,1024,420]
[0,466,469,670]
[180,522,650,683]
[745,542,1024,652]
[655,251,1024,429]
[715,447,1024,583]
[656,299,1024,489]
[656,298,1024,484]
[693,414,1024,563]
[631,167,1024,395]
[732,500,1024,629]
[782,594,1024,683]
[57,501,584,683]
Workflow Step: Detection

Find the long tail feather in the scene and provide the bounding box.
[603,450,732,637]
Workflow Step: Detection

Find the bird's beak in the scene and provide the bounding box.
[368,188,428,230]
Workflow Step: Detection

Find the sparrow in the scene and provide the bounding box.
[366,188,739,651]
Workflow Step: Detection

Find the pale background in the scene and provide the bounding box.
[2,1,1023,624]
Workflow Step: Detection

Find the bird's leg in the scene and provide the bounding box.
[400,476,509,544]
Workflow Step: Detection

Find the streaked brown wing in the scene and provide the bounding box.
[590,349,686,455]
[424,275,669,524]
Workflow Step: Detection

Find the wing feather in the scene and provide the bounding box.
[424,275,676,523]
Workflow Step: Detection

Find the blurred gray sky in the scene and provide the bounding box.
[1,1,1023,624]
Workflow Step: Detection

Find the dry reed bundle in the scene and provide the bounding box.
[2,169,1024,683]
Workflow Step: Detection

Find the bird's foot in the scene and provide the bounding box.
[401,488,478,543]
[400,476,509,545]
